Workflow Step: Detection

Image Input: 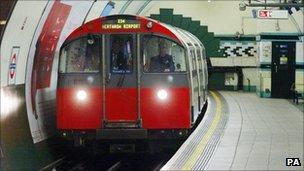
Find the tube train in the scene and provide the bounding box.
[57,15,208,152]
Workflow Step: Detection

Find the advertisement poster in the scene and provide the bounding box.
[25,0,94,143]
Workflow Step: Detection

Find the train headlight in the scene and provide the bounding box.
[157,89,168,100]
[76,90,87,101]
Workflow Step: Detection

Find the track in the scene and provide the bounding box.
[47,103,208,171]
[51,103,208,171]
[54,149,176,171]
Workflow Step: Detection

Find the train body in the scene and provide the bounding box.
[57,15,208,151]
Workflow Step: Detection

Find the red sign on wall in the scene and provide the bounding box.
[258,10,271,18]
[32,1,71,89]
[257,10,288,19]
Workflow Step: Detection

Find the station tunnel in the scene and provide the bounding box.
[0,0,303,170]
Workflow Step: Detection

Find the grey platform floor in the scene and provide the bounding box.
[161,91,304,170]
[206,91,303,170]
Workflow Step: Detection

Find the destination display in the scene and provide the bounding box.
[102,19,141,29]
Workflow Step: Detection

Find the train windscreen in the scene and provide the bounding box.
[142,35,186,73]
[110,34,133,74]
[59,36,100,73]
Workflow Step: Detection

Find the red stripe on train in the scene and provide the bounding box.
[57,87,190,129]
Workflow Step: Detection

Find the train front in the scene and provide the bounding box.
[56,15,192,152]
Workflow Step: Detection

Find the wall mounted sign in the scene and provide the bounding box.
[8,46,20,85]
[259,42,272,63]
[257,10,288,19]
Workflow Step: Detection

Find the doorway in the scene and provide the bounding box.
[104,34,138,125]
[271,41,295,98]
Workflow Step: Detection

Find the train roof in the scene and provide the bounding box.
[64,14,203,50]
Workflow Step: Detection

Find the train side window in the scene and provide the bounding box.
[142,35,186,73]
[197,49,203,73]
[59,36,100,73]
[190,49,197,73]
[110,34,133,74]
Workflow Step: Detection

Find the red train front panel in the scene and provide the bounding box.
[57,15,192,136]
[57,86,102,129]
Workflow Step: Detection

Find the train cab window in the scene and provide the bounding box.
[142,35,186,73]
[59,36,100,73]
[110,34,133,74]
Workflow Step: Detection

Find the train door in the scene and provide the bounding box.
[104,34,139,127]
[196,46,205,107]
[189,47,200,117]
[271,41,295,98]
[202,47,208,102]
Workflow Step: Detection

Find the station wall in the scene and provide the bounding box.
[1,1,48,86]
[1,2,58,170]
[139,1,303,94]
[141,1,303,35]
[75,0,304,93]
[141,1,257,35]
[1,0,95,170]
[257,38,304,97]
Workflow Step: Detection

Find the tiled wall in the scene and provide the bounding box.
[210,39,258,91]
[257,69,272,97]
[256,41,271,97]
[220,41,256,57]
[212,36,303,97]
[146,8,303,95]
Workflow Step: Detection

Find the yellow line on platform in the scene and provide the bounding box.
[182,91,222,170]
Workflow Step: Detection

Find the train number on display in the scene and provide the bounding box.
[102,19,140,30]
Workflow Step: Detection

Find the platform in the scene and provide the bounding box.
[161,91,304,170]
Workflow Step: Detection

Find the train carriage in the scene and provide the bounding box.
[57,14,208,150]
